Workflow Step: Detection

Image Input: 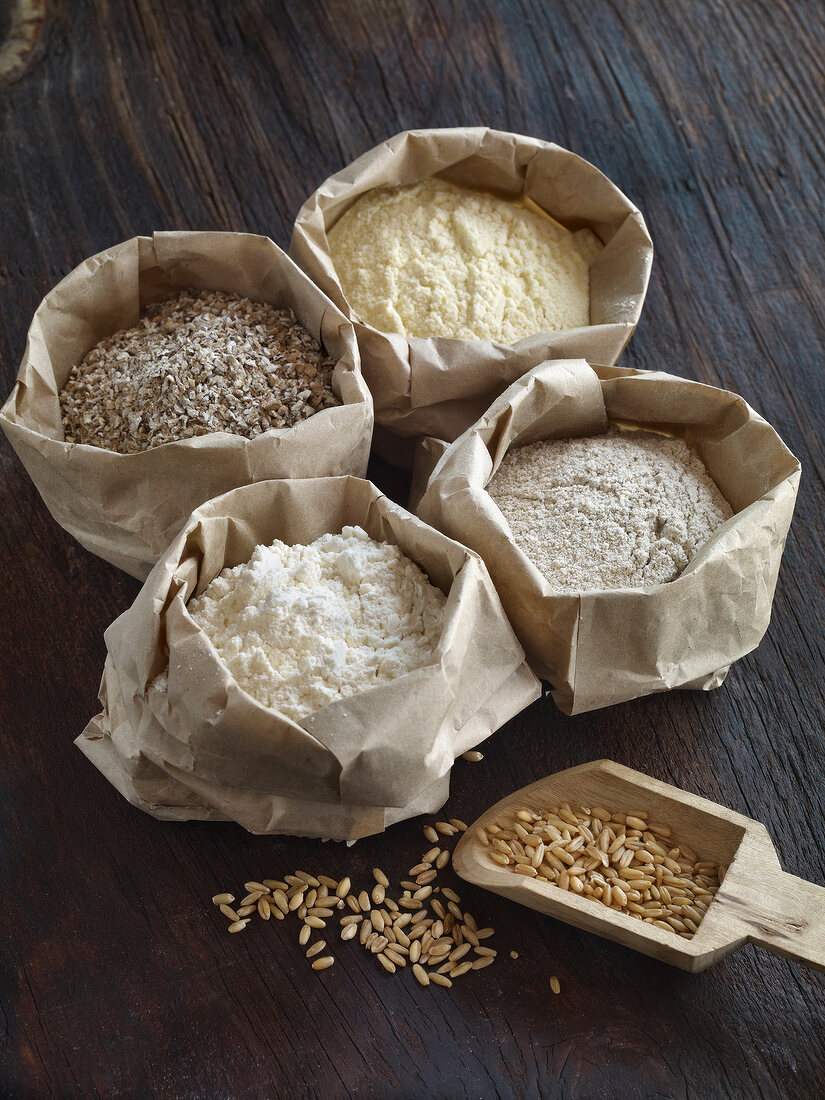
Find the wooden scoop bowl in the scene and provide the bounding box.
[452,760,825,972]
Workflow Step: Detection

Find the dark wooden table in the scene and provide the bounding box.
[2,2,824,1097]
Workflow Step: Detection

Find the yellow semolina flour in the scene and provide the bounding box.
[327,178,602,344]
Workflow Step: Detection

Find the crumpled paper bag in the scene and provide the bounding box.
[76,476,541,841]
[417,360,800,715]
[291,126,653,459]
[0,231,374,579]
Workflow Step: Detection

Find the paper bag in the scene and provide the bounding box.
[417,361,800,715]
[76,477,541,841]
[291,127,653,455]
[0,232,373,579]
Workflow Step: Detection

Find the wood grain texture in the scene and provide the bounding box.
[1,1,824,1097]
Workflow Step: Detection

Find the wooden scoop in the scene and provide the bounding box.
[452,760,825,972]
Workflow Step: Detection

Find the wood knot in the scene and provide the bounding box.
[0,0,46,85]
[758,918,806,938]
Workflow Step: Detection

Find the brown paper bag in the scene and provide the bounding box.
[80,653,537,839]
[76,477,541,841]
[0,232,374,579]
[417,361,801,715]
[409,437,450,512]
[290,127,653,455]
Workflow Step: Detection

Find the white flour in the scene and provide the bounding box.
[187,526,446,721]
[488,428,733,592]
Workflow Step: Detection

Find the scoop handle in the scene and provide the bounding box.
[745,870,825,972]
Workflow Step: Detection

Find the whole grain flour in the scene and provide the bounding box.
[188,526,446,721]
[488,428,733,592]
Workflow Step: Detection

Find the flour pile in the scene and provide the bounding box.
[488,428,733,592]
[328,179,601,343]
[188,527,446,720]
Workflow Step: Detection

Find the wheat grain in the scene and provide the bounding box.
[377,953,396,974]
[294,871,320,887]
[450,961,473,978]
[209,811,506,993]
[481,799,722,938]
[413,963,430,986]
[429,973,453,987]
